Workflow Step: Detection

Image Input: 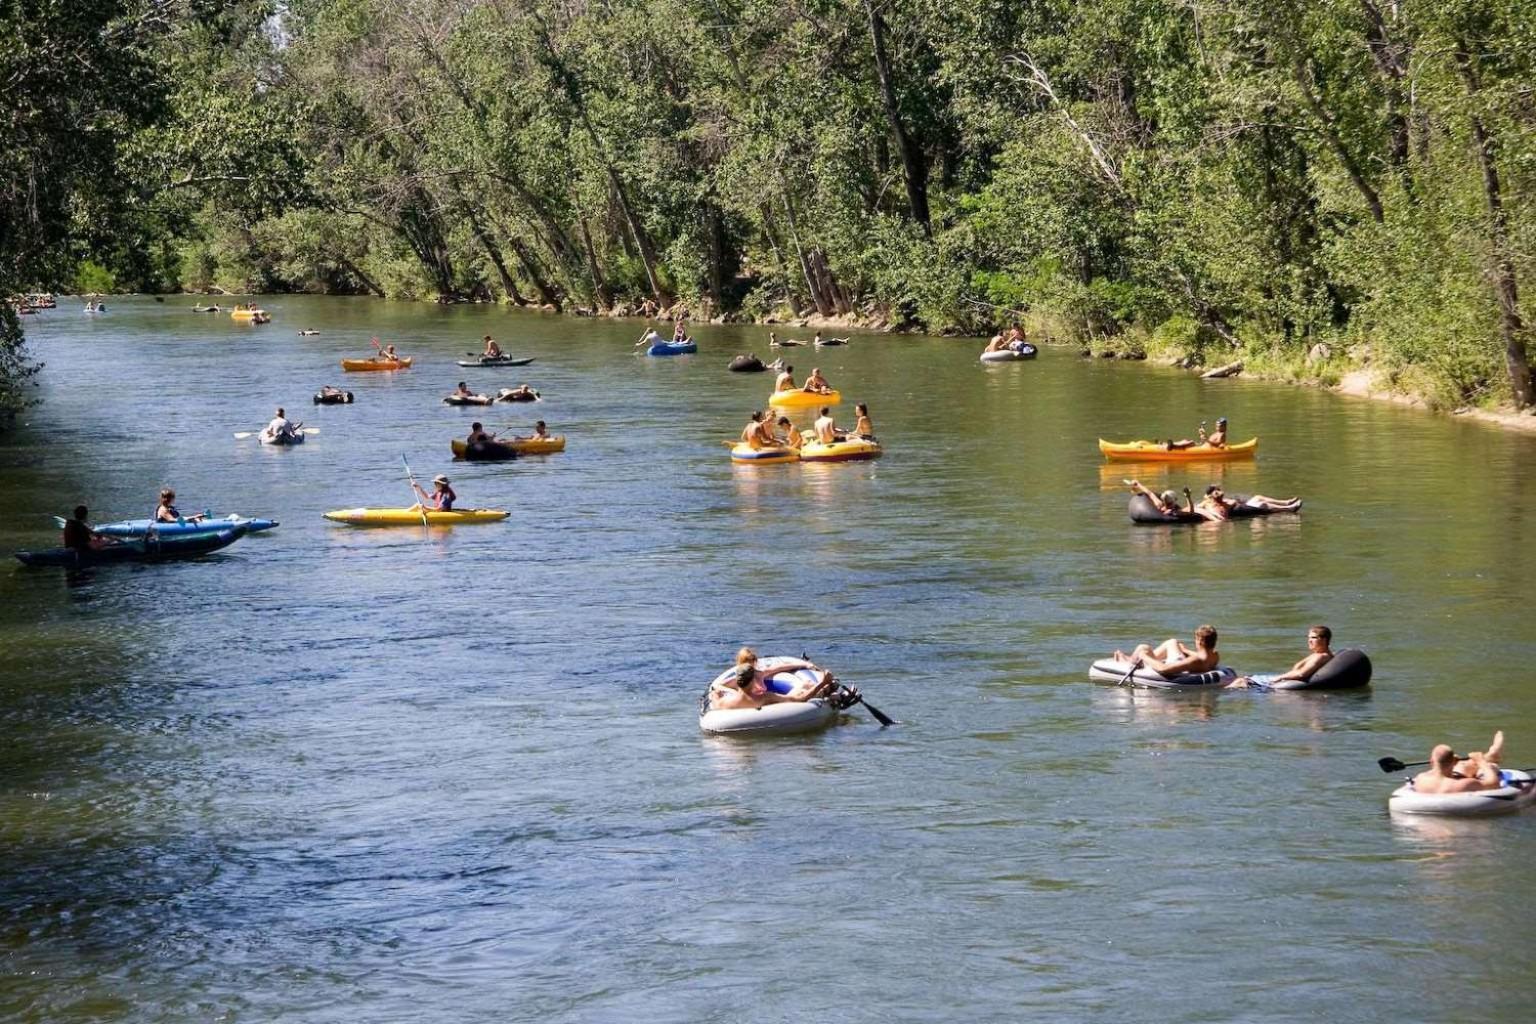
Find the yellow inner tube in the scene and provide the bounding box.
[801,438,881,461]
[768,388,841,409]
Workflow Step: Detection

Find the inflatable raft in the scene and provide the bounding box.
[800,437,881,462]
[1098,438,1258,461]
[1127,494,1298,525]
[443,393,495,406]
[728,355,766,372]
[699,661,839,736]
[730,443,799,464]
[647,339,696,356]
[91,513,279,538]
[322,507,509,527]
[1389,769,1536,817]
[980,343,1037,362]
[456,356,534,367]
[1088,658,1237,689]
[450,437,564,458]
[16,525,248,567]
[313,390,354,405]
[769,388,840,410]
[496,388,540,403]
[1267,649,1372,690]
[341,357,413,371]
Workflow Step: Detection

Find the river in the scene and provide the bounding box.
[2,296,1534,1021]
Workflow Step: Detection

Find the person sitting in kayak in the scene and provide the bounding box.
[1111,625,1220,678]
[482,335,503,358]
[1228,625,1335,689]
[263,408,298,444]
[155,489,205,525]
[852,403,875,440]
[1127,480,1190,516]
[1204,417,1228,447]
[775,365,796,392]
[814,407,845,444]
[518,420,550,441]
[373,342,399,362]
[802,367,833,394]
[467,422,496,446]
[412,474,456,511]
[62,506,112,552]
[1411,741,1505,794]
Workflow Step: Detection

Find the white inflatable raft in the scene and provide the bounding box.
[1388,769,1536,817]
[1088,658,1236,690]
[699,660,839,736]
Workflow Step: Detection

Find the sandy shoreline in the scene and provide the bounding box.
[1332,369,1536,435]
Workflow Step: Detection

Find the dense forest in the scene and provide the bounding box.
[4,0,1534,417]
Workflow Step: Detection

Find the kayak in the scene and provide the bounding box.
[800,437,881,462]
[730,442,799,464]
[728,355,766,372]
[443,394,495,406]
[700,660,839,736]
[313,390,354,405]
[1088,658,1237,690]
[259,430,305,446]
[341,357,413,371]
[1389,769,1536,817]
[454,439,516,461]
[92,513,279,538]
[322,507,509,527]
[450,436,564,458]
[1127,494,1299,525]
[15,526,249,567]
[456,356,535,367]
[1098,438,1258,461]
[769,388,840,409]
[980,343,1037,362]
[647,339,696,356]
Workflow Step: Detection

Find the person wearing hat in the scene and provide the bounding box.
[1126,479,1191,517]
[412,474,457,511]
[1203,417,1229,448]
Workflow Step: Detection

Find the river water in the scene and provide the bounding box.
[2,296,1534,1021]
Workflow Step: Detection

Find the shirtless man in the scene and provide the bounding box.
[1127,479,1191,516]
[802,367,832,394]
[775,365,796,392]
[1411,742,1504,794]
[466,421,495,446]
[741,411,766,446]
[776,416,802,450]
[1112,625,1220,678]
[1228,625,1334,689]
[482,335,503,358]
[1456,731,1504,779]
[1204,417,1228,448]
[1202,484,1302,517]
[813,407,843,444]
[984,333,1008,353]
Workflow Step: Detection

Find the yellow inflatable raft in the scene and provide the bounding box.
[800,437,882,462]
[768,388,841,410]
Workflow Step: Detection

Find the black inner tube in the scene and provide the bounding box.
[1285,649,1372,690]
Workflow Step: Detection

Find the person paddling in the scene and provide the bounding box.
[62,505,111,552]
[1228,626,1335,689]
[155,489,206,525]
[263,407,297,444]
[412,474,456,511]
[482,335,503,358]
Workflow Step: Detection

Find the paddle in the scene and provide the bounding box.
[234,426,319,440]
[800,652,894,727]
[1378,756,1437,773]
[1116,658,1143,687]
[400,454,430,528]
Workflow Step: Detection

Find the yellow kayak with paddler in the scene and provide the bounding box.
[1097,438,1257,462]
[322,507,509,527]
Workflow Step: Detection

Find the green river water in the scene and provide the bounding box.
[1,295,1534,1021]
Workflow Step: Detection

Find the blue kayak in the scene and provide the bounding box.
[647,339,697,356]
[83,514,279,538]
[16,526,249,567]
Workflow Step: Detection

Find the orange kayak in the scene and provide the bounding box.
[1098,438,1258,461]
[341,357,413,371]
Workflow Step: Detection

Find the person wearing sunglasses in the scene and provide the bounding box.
[1228,626,1334,689]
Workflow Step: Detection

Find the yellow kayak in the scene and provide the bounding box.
[322,506,509,526]
[768,388,841,409]
[730,442,800,464]
[449,436,565,458]
[341,357,413,371]
[801,437,882,462]
[1098,438,1258,461]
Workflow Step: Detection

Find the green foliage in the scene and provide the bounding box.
[73,262,118,296]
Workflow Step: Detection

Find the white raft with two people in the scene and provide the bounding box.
[700,648,893,736]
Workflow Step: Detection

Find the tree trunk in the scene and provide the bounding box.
[577,212,612,310]
[1456,44,1533,408]
[780,190,832,316]
[507,236,562,309]
[1292,61,1385,222]
[334,254,386,297]
[759,205,804,316]
[863,0,930,233]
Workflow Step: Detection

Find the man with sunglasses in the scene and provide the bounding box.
[1228,626,1334,689]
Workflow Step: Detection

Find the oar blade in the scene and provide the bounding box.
[858,697,896,728]
[1377,756,1407,773]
